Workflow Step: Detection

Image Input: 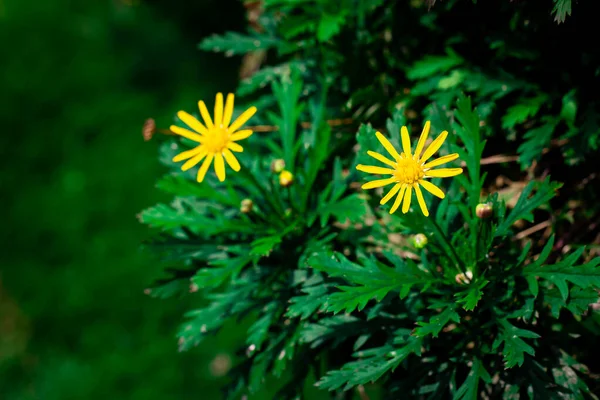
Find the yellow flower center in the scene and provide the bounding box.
[394,156,424,185]
[204,126,230,153]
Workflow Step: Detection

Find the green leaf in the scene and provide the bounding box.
[287,273,332,319]
[271,68,304,168]
[453,358,492,400]
[560,90,578,127]
[438,70,466,90]
[199,32,280,55]
[455,279,489,311]
[310,252,434,313]
[524,247,600,300]
[316,339,422,391]
[492,318,540,368]
[250,234,282,257]
[517,119,558,168]
[552,0,572,23]
[501,95,547,129]
[494,177,561,238]
[452,95,485,215]
[319,194,366,227]
[192,254,252,289]
[406,49,463,80]
[247,303,279,351]
[546,287,598,318]
[317,12,346,42]
[355,123,383,168]
[413,305,460,338]
[238,62,304,97]
[300,315,363,348]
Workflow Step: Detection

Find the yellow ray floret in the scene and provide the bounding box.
[356,121,463,217]
[170,93,257,182]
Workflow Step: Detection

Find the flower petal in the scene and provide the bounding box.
[375,132,401,161]
[402,185,412,214]
[419,179,445,199]
[170,125,205,143]
[214,152,226,182]
[181,149,208,171]
[389,185,407,214]
[214,93,224,127]
[228,106,257,133]
[172,145,205,162]
[367,150,396,167]
[197,153,214,182]
[356,164,395,175]
[176,111,209,135]
[381,183,401,205]
[228,142,244,152]
[361,177,396,190]
[401,126,412,159]
[198,100,214,129]
[223,149,241,171]
[414,184,429,217]
[230,129,253,141]
[414,121,430,160]
[222,93,235,127]
[420,130,448,163]
[425,168,463,178]
[423,153,459,169]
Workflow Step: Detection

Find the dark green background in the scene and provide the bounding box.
[0,0,259,397]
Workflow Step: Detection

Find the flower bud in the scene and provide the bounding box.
[142,118,156,141]
[475,203,493,219]
[279,170,294,187]
[412,233,428,249]
[271,159,286,174]
[455,270,473,285]
[240,199,253,213]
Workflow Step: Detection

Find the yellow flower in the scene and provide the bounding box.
[170,93,257,182]
[356,121,463,217]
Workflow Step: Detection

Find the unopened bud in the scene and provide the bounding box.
[271,159,286,173]
[142,118,156,141]
[412,233,428,249]
[279,170,294,187]
[455,270,473,285]
[240,199,253,213]
[476,203,493,219]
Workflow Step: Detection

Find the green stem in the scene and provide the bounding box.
[429,217,467,277]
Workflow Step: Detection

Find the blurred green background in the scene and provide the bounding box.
[0,0,258,397]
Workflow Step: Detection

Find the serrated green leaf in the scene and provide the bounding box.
[545,287,598,318]
[492,318,540,368]
[552,0,572,23]
[407,49,463,80]
[192,254,252,289]
[413,305,460,338]
[453,358,492,400]
[455,279,489,311]
[518,119,558,168]
[501,95,547,129]
[247,303,279,351]
[310,252,435,313]
[319,194,366,227]
[199,32,280,55]
[316,338,422,391]
[524,248,600,300]
[495,177,561,238]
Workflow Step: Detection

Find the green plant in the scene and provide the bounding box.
[141,0,600,397]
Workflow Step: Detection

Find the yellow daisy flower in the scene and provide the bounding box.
[356,121,463,217]
[170,93,257,182]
